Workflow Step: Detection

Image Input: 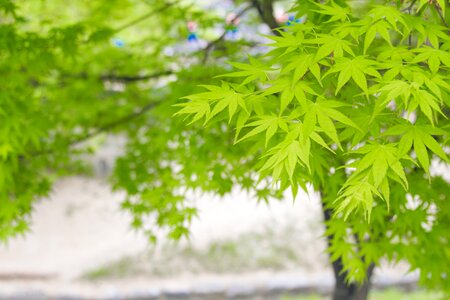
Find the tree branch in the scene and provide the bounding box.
[251,0,281,36]
[434,2,449,29]
[401,0,417,12]
[201,4,254,63]
[404,0,418,47]
[60,70,173,83]
[100,70,173,82]
[30,100,161,157]
[114,1,179,33]
[71,101,160,146]
[27,1,279,157]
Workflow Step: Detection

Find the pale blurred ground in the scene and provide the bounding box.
[0,173,328,282]
[0,158,420,298]
[0,173,418,299]
[0,137,446,298]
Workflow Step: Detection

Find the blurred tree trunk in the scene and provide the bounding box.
[251,2,376,297]
[250,0,281,35]
[322,205,375,300]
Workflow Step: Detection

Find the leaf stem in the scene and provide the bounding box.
[434,3,449,29]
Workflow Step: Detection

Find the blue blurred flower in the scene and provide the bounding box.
[286,15,302,26]
[112,38,125,48]
[187,32,198,42]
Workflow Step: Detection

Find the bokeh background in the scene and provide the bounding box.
[0,0,448,299]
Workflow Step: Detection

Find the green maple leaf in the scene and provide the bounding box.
[326,56,380,94]
[384,123,448,174]
[305,34,355,61]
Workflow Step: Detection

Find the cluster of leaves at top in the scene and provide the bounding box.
[178,0,450,292]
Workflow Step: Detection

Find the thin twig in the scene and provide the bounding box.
[31,101,161,157]
[405,0,418,48]
[434,3,449,29]
[101,70,173,82]
[60,70,173,83]
[401,0,418,12]
[27,1,271,157]
[71,102,160,146]
[114,1,179,33]
[201,4,254,63]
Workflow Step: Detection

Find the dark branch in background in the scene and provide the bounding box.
[402,0,417,12]
[72,1,280,137]
[321,197,375,300]
[71,1,281,78]
[60,70,173,83]
[69,101,160,146]
[202,0,281,62]
[404,0,418,47]
[202,4,254,63]
[31,101,161,157]
[29,0,283,157]
[251,0,281,36]
[100,70,173,82]
[113,0,179,33]
[434,2,449,29]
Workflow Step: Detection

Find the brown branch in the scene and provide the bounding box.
[24,1,278,158]
[320,193,376,299]
[434,3,449,29]
[251,0,281,36]
[30,100,161,157]
[113,1,179,33]
[401,0,418,12]
[404,0,418,48]
[71,102,160,146]
[201,4,254,63]
[60,70,173,83]
[100,70,173,82]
